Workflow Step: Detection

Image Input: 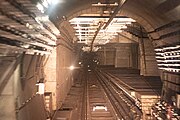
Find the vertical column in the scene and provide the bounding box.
[115,47,119,68]
[115,45,131,68]
[44,48,57,110]
[139,37,159,76]
[139,37,146,75]
[103,47,106,65]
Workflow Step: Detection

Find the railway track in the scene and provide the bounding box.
[80,69,142,120]
[82,71,117,120]
[54,69,142,120]
[95,70,142,120]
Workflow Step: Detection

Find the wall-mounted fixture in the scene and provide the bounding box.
[36,83,45,94]
[155,44,180,73]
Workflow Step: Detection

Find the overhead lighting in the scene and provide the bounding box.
[36,3,44,13]
[116,18,135,22]
[92,2,118,7]
[53,30,60,35]
[69,17,136,45]
[35,15,49,22]
[73,26,97,29]
[47,0,60,5]
[36,0,61,14]
[155,44,180,73]
[42,0,49,8]
[26,23,30,27]
[21,44,30,49]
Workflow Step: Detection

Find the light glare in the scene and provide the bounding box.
[69,66,74,70]
[49,0,60,5]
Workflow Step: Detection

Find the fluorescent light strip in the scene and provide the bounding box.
[75,33,117,36]
[72,18,103,22]
[164,50,180,53]
[164,55,180,58]
[76,30,97,32]
[156,56,164,59]
[70,18,135,23]
[155,45,180,51]
[36,3,44,13]
[164,60,180,62]
[163,46,180,50]
[156,53,164,55]
[157,60,165,62]
[70,17,136,45]
[73,26,98,29]
[92,2,118,7]
[158,64,180,66]
[159,68,180,72]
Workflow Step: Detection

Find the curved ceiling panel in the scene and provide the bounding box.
[46,0,179,48]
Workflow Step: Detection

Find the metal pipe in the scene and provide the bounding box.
[102,0,127,30]
[90,0,127,52]
[139,26,147,75]
[90,22,104,52]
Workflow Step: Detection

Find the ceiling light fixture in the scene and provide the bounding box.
[36,3,44,13]
[69,17,135,46]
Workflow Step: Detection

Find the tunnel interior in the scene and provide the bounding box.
[0,0,180,120]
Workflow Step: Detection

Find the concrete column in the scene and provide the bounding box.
[115,45,131,68]
[44,48,57,110]
[139,37,146,75]
[139,38,159,76]
[115,47,119,68]
[103,47,106,65]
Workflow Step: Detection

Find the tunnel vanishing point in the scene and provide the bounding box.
[0,0,180,120]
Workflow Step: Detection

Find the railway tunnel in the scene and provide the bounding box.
[0,0,180,120]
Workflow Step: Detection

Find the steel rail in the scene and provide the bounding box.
[99,70,142,111]
[96,71,131,119]
[95,70,142,119]
[83,71,117,119]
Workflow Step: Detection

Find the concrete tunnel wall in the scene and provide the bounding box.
[44,41,76,110]
[0,54,47,120]
[0,44,76,120]
[97,38,159,76]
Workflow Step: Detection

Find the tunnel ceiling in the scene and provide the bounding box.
[0,0,179,55]
[50,0,180,28]
[48,0,180,48]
